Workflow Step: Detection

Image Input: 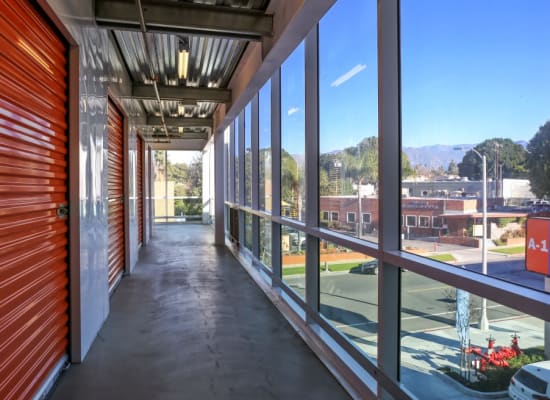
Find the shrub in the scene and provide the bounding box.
[444,347,546,392]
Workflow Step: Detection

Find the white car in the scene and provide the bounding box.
[509,360,550,400]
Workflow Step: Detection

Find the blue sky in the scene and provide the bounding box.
[401,0,550,148]
[277,0,550,153]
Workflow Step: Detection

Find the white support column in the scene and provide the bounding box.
[545,277,550,359]
[214,131,225,245]
[304,24,320,318]
[271,69,282,285]
[251,94,260,258]
[202,144,209,224]
[238,110,245,246]
[378,0,402,393]
[229,122,235,203]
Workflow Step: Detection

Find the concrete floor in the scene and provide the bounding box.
[49,224,350,400]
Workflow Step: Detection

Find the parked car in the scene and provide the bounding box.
[509,360,550,400]
[350,260,379,275]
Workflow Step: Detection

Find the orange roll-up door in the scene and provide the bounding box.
[137,135,143,244]
[107,99,125,290]
[0,1,70,399]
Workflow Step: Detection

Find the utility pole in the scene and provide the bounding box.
[473,148,489,332]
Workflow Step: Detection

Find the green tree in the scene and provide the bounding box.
[245,148,252,205]
[447,160,459,175]
[154,150,166,180]
[187,154,202,196]
[402,152,414,179]
[281,150,299,217]
[320,136,413,191]
[458,138,528,180]
[319,168,330,196]
[167,162,189,186]
[526,121,550,198]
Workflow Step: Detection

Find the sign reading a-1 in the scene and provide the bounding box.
[525,217,550,275]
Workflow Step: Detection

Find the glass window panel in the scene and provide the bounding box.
[167,151,202,222]
[224,126,230,202]
[400,0,550,292]
[260,219,272,269]
[244,212,252,251]
[234,119,240,204]
[319,0,378,242]
[153,150,168,223]
[400,271,545,399]
[259,81,272,212]
[319,241,378,360]
[281,42,305,221]
[244,103,252,206]
[281,225,306,299]
[153,150,202,223]
[224,204,229,234]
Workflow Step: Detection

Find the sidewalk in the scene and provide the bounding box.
[400,316,543,399]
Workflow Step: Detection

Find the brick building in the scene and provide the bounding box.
[320,196,527,240]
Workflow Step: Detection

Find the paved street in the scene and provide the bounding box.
[283,264,544,399]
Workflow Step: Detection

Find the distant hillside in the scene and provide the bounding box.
[403,140,529,169]
[403,144,471,169]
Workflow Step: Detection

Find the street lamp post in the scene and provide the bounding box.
[472,149,489,331]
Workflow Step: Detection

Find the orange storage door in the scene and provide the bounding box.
[0,1,70,399]
[107,99,125,289]
[137,136,144,244]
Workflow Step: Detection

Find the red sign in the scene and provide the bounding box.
[525,218,550,275]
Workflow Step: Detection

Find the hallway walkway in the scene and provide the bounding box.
[49,224,350,400]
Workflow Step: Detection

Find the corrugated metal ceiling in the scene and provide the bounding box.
[108,0,271,143]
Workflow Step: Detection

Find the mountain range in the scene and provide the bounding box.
[403,140,529,169]
[403,144,470,169]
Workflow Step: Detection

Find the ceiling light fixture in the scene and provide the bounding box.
[178,38,189,80]
[178,126,184,135]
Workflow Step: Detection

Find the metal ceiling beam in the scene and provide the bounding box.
[147,116,213,128]
[96,0,273,40]
[133,84,231,103]
[147,132,209,140]
[147,138,208,151]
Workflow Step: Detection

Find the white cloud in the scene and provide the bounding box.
[330,64,367,87]
[287,107,300,116]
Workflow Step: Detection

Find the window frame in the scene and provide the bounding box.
[362,213,372,224]
[418,216,430,228]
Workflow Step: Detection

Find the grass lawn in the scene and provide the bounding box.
[325,261,363,272]
[282,266,305,276]
[428,253,456,262]
[490,246,525,255]
[282,261,367,276]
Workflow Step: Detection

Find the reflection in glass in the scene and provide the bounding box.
[244,212,252,251]
[260,219,272,269]
[281,225,306,299]
[319,241,378,360]
[400,272,545,399]
[319,0,378,242]
[259,81,272,211]
[234,118,240,203]
[400,0,550,292]
[244,103,252,206]
[281,42,305,221]
[224,126,231,202]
